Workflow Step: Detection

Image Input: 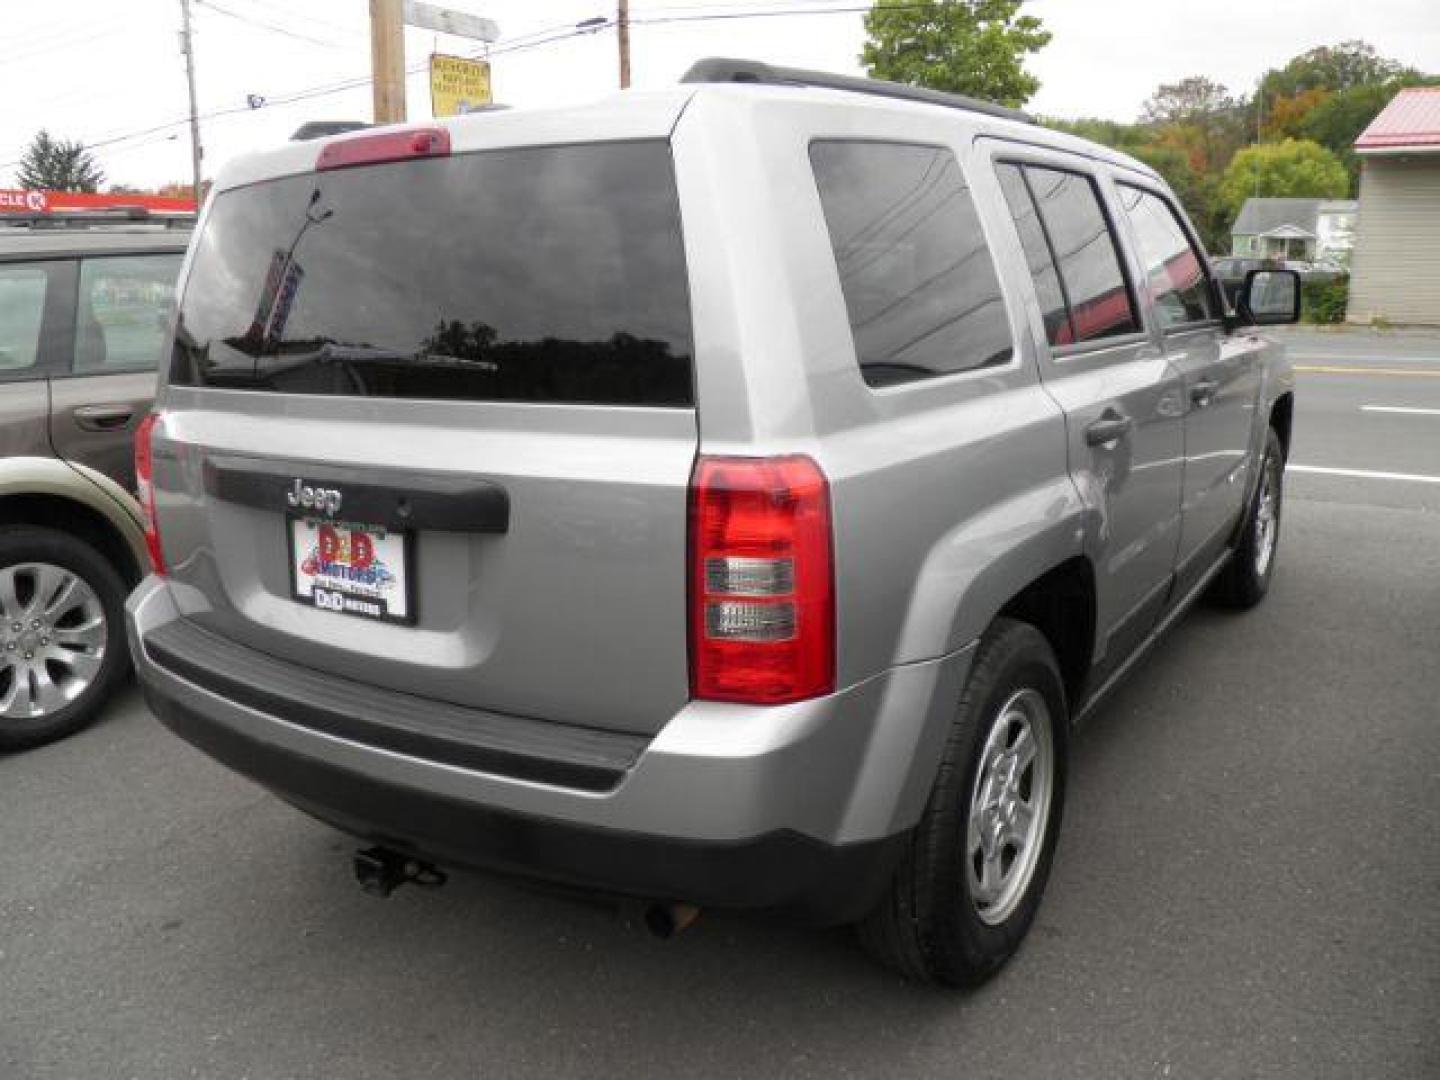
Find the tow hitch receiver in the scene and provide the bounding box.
[353,846,448,897]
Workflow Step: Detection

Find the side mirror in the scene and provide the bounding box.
[1237,268,1301,326]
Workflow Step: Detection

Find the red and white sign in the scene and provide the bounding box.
[0,189,196,215]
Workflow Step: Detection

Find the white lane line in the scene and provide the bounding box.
[1361,405,1440,416]
[1293,354,1440,363]
[1288,464,1440,485]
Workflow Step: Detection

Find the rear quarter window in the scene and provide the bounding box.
[809,140,1013,388]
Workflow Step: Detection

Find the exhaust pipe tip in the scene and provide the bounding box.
[643,901,702,940]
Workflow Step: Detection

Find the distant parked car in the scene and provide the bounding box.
[0,213,188,749]
[1281,259,1346,285]
[1213,256,1278,306]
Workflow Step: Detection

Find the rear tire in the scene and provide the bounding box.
[0,527,130,752]
[1211,427,1284,610]
[858,618,1068,986]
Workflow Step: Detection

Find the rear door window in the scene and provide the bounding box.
[810,140,1013,387]
[1018,165,1140,344]
[1116,184,1217,329]
[0,263,51,376]
[995,162,1073,346]
[76,254,183,372]
[171,141,694,406]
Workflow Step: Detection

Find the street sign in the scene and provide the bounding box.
[403,1,498,43]
[430,54,492,115]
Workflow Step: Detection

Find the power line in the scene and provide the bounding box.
[231,0,369,39]
[2,3,900,174]
[193,0,348,49]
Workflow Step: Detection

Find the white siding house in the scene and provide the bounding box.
[1348,88,1440,326]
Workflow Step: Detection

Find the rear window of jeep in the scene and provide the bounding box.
[170,141,694,407]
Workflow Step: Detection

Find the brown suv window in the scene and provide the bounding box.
[0,263,50,373]
[77,254,183,372]
[810,140,1013,387]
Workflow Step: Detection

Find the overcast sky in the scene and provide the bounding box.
[2,0,1437,190]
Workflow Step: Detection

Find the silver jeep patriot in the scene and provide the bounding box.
[127,61,1298,985]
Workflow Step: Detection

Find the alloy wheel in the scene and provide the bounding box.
[966,688,1055,926]
[0,563,107,720]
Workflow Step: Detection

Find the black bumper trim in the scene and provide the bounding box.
[145,619,645,793]
[141,679,906,924]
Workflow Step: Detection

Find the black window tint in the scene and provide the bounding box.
[1023,166,1140,343]
[171,141,693,406]
[0,263,49,373]
[77,254,183,372]
[996,162,1073,346]
[810,141,1012,387]
[1117,185,1216,328]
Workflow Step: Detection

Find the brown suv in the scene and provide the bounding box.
[0,218,187,749]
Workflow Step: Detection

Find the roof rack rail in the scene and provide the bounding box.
[0,208,195,230]
[680,57,1032,125]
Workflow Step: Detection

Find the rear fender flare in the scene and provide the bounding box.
[0,456,147,573]
[895,475,1095,663]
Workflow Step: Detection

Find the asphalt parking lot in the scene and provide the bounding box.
[2,328,1437,1080]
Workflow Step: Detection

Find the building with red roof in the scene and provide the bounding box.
[1347,87,1440,325]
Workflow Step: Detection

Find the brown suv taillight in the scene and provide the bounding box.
[689,455,835,704]
[134,411,165,575]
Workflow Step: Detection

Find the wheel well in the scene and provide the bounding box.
[1270,393,1294,461]
[0,494,143,587]
[998,557,1096,714]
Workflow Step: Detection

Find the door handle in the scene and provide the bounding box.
[1085,411,1134,447]
[1189,379,1219,407]
[72,404,135,432]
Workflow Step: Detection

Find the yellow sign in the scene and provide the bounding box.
[430,54,492,116]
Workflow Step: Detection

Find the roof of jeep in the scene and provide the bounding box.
[0,228,191,261]
[214,81,1157,194]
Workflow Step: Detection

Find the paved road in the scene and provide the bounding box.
[1278,327,1440,510]
[3,330,1438,1079]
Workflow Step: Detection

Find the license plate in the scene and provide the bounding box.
[288,518,414,624]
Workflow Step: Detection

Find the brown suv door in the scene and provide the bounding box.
[0,258,71,458]
[48,252,182,492]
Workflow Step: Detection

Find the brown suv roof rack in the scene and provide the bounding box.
[680,57,1032,125]
[0,207,194,230]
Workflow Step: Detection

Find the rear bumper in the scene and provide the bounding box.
[127,577,974,922]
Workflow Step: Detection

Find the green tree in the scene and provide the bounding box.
[15,130,104,192]
[1130,144,1227,252]
[1043,116,1148,151]
[861,0,1052,107]
[1141,76,1235,125]
[1217,139,1350,217]
[1259,41,1413,102]
[1299,75,1440,192]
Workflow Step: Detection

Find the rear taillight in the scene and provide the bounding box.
[689,455,834,704]
[134,412,165,575]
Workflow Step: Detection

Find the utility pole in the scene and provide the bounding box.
[370,0,407,124]
[178,0,204,207]
[617,0,630,89]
